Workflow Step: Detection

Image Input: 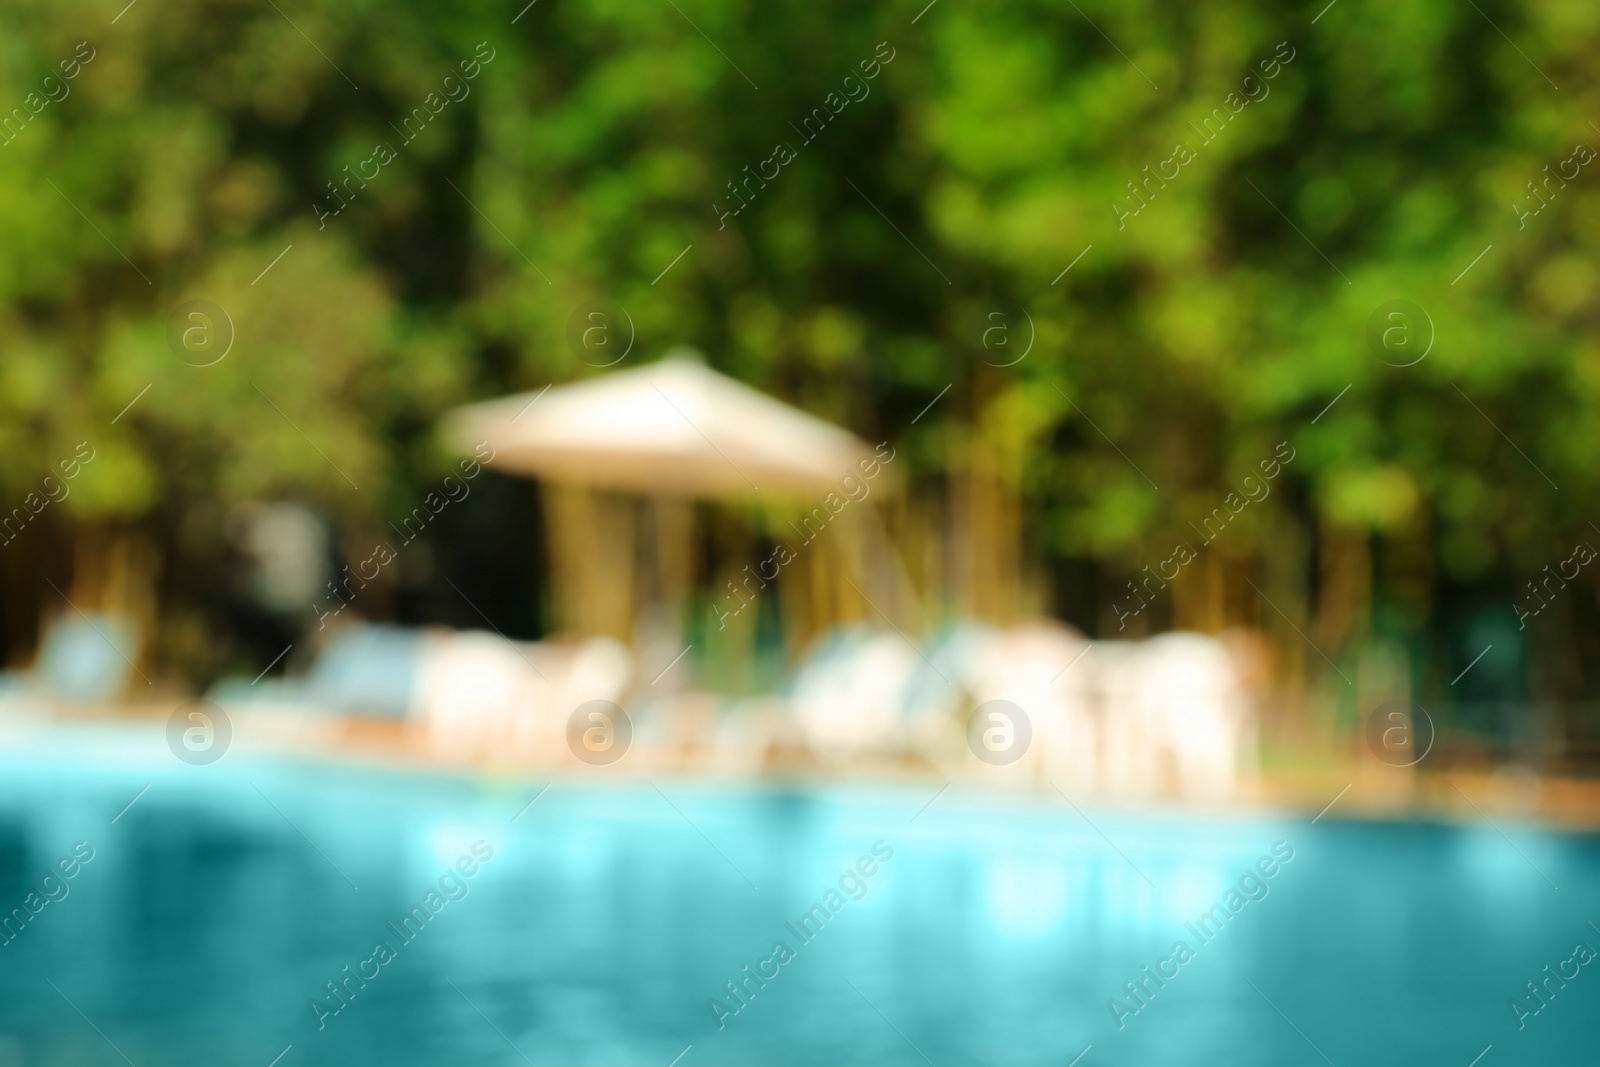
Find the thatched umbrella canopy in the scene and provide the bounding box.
[442,349,880,500]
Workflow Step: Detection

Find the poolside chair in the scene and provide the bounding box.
[1133,632,1253,799]
[788,625,925,758]
[1093,639,1160,796]
[962,620,1098,788]
[895,620,991,761]
[416,630,631,764]
[1094,632,1253,800]
[206,622,420,717]
[3,612,141,703]
[305,623,421,716]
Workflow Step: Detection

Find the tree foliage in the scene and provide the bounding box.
[1,0,1596,732]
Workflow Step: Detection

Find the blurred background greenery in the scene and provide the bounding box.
[0,0,1596,766]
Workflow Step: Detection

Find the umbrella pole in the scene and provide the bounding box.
[543,483,635,640]
[638,496,693,683]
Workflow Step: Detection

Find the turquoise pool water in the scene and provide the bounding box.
[0,745,1596,1065]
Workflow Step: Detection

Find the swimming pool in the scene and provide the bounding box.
[0,735,1595,1066]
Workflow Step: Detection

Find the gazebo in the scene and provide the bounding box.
[441,349,909,668]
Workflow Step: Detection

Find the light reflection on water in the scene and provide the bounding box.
[0,743,1594,1066]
